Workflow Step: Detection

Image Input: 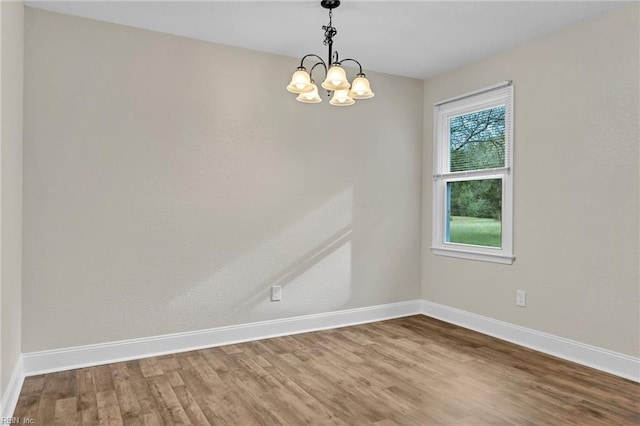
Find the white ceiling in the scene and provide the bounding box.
[26,1,627,79]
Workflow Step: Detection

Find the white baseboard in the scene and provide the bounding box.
[0,357,24,419]
[17,298,640,386]
[421,300,640,382]
[23,300,422,376]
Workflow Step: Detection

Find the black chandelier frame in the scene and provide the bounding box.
[295,0,368,96]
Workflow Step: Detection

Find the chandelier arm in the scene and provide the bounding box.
[300,54,326,69]
[309,61,328,81]
[336,58,364,75]
[332,51,340,65]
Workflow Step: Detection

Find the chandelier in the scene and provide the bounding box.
[286,0,374,106]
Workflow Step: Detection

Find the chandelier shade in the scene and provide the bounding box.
[349,74,374,99]
[321,65,350,91]
[286,1,373,107]
[329,89,355,106]
[286,67,314,93]
[296,83,323,103]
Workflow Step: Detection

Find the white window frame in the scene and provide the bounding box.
[431,82,514,264]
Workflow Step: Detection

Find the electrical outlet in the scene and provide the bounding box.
[271,286,282,302]
[516,290,526,307]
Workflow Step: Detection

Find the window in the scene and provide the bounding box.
[432,82,514,264]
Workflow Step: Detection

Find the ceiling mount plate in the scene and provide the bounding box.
[321,0,341,10]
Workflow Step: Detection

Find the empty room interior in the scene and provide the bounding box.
[1,0,639,424]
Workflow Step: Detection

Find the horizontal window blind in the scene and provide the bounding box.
[434,83,513,178]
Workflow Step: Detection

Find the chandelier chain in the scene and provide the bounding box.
[322,9,337,47]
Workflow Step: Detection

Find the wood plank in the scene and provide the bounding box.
[78,390,99,426]
[12,393,40,422]
[112,369,142,421]
[138,358,164,378]
[54,396,80,426]
[35,375,57,425]
[172,386,212,426]
[146,375,192,425]
[96,390,123,426]
[20,375,46,395]
[93,365,115,393]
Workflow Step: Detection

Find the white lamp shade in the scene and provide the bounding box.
[349,75,374,99]
[287,69,313,93]
[321,65,350,91]
[329,89,355,106]
[296,83,322,103]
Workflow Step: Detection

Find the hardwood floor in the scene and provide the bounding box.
[13,316,640,425]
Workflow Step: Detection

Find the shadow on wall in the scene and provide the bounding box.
[169,187,354,320]
[231,226,353,314]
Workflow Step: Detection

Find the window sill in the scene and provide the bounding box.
[431,247,515,265]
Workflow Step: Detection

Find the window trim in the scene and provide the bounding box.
[431,82,514,264]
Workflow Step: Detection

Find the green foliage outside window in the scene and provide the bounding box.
[449,179,501,220]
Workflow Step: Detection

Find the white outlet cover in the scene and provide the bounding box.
[271,286,281,302]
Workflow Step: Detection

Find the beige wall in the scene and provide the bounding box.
[422,5,639,357]
[1,0,24,396]
[22,4,638,361]
[23,8,423,352]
